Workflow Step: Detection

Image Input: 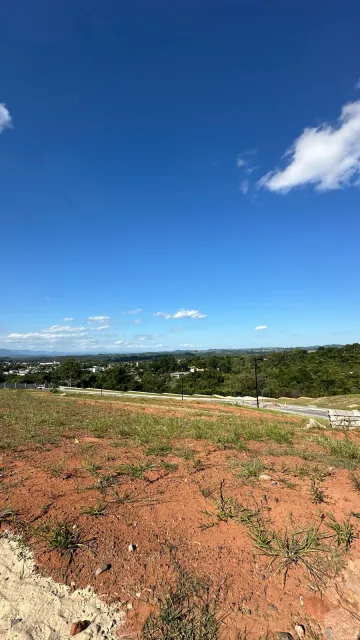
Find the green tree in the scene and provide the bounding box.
[57,358,82,387]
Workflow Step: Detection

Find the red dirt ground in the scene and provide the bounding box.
[2,427,360,639]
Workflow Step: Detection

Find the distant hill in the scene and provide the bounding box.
[0,349,67,358]
[0,345,344,359]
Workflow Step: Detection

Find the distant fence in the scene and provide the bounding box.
[1,382,49,390]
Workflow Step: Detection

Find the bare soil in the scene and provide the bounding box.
[1,392,360,638]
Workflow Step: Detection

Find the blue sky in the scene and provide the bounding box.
[1,0,360,353]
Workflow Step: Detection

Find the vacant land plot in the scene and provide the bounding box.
[2,390,360,639]
[273,394,360,411]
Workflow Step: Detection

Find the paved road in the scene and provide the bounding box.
[59,386,329,420]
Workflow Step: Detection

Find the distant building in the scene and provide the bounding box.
[169,371,191,378]
[189,367,204,373]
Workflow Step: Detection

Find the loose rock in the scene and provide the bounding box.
[128,543,137,552]
[259,474,272,481]
[294,624,305,638]
[278,634,294,640]
[95,563,111,576]
[325,628,333,639]
[70,620,89,636]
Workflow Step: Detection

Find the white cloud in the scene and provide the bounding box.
[237,157,246,167]
[6,331,87,341]
[44,325,86,333]
[88,315,110,323]
[180,344,203,348]
[94,325,109,331]
[259,99,360,193]
[63,317,73,322]
[254,325,267,331]
[154,309,207,320]
[0,104,12,134]
[239,179,249,195]
[134,319,142,325]
[114,340,146,348]
[125,308,142,315]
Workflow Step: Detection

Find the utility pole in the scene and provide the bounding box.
[254,358,260,408]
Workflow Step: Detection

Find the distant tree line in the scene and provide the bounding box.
[2,344,359,398]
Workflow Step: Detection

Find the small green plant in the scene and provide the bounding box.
[310,479,327,504]
[146,443,173,456]
[43,522,84,552]
[173,446,195,460]
[199,487,212,499]
[350,472,360,492]
[250,521,330,585]
[0,505,15,524]
[160,460,178,472]
[236,458,264,479]
[83,460,102,475]
[96,474,118,493]
[110,489,135,504]
[325,514,356,551]
[82,500,107,517]
[213,481,259,527]
[116,463,154,479]
[141,569,219,640]
[48,460,66,478]
[40,503,52,516]
[192,458,206,472]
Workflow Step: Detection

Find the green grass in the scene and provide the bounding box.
[160,460,178,473]
[310,479,327,504]
[0,505,15,524]
[96,474,118,493]
[325,514,356,551]
[39,521,84,552]
[0,389,299,451]
[116,463,155,479]
[82,500,107,517]
[314,435,360,465]
[141,570,219,640]
[234,458,265,478]
[350,472,360,492]
[146,442,173,456]
[249,520,331,586]
[82,460,102,475]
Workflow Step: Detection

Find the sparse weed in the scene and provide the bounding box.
[141,569,219,640]
[325,514,356,551]
[116,463,154,479]
[41,521,84,553]
[0,505,15,524]
[250,521,330,585]
[82,500,107,517]
[350,472,360,492]
[146,443,173,456]
[173,447,195,460]
[96,474,118,493]
[40,503,52,516]
[314,435,360,464]
[160,460,178,473]
[215,481,259,526]
[199,486,213,499]
[236,458,264,479]
[48,460,66,478]
[83,460,102,475]
[192,458,206,472]
[310,479,327,504]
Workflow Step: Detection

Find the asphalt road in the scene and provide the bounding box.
[59,386,329,420]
